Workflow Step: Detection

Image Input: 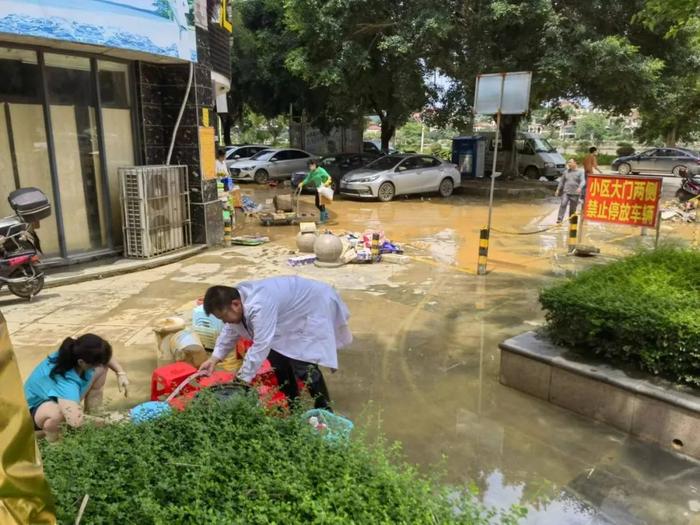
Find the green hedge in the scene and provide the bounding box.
[569,153,616,166]
[42,395,526,524]
[539,248,700,386]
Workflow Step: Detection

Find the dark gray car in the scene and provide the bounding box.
[613,147,700,176]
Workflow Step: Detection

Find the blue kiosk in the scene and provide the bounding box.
[451,136,486,179]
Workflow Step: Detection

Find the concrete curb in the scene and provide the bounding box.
[35,245,208,290]
[499,331,700,460]
[458,181,556,200]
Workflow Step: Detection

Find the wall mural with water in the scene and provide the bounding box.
[0,0,197,62]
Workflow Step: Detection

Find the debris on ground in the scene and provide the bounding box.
[288,228,405,268]
[231,235,269,246]
[661,199,697,222]
[381,253,411,264]
[342,230,404,264]
[241,195,262,213]
[288,254,317,267]
[572,245,601,257]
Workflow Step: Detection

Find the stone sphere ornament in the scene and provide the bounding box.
[296,231,317,253]
[313,232,343,263]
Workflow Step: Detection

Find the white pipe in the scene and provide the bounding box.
[166,61,194,165]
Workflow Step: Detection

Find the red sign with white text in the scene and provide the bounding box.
[583,175,662,228]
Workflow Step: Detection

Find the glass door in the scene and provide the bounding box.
[0,48,60,256]
[98,60,135,248]
[44,53,109,254]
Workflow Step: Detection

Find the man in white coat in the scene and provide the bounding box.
[198,276,352,410]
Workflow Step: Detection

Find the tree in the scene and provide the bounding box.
[283,0,443,150]
[639,0,700,37]
[395,121,423,151]
[575,113,609,143]
[226,0,333,145]
[426,0,663,176]
[631,25,700,145]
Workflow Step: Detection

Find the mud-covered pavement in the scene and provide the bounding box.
[4,180,699,524]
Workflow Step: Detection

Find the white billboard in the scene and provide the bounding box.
[0,0,198,62]
[474,71,532,115]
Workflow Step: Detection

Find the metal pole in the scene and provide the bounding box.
[485,73,506,240]
[91,57,114,251]
[478,111,501,275]
[420,121,425,153]
[654,209,662,248]
[486,111,501,235]
[38,51,68,259]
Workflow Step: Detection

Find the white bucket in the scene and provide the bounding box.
[158,330,208,367]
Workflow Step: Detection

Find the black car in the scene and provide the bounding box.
[612,147,700,177]
[292,152,381,192]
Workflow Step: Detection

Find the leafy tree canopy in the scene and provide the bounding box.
[228,0,700,153]
[283,0,444,149]
[638,0,700,37]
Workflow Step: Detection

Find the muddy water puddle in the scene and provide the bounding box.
[333,269,699,524]
[6,185,699,524]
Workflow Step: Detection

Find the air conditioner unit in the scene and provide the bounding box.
[119,165,191,258]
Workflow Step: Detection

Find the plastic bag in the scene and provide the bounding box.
[317,185,334,203]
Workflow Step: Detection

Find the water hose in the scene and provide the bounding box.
[166,61,194,165]
[295,186,303,219]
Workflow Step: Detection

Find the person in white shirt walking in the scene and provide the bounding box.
[555,159,585,224]
[198,276,352,410]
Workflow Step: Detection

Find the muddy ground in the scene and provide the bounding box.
[4,178,699,524]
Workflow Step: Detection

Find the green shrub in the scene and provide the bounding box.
[429,143,452,161]
[596,153,616,165]
[539,248,700,386]
[42,395,526,524]
[616,143,635,156]
[569,153,615,166]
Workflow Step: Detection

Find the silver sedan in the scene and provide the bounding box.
[228,148,317,184]
[339,154,461,202]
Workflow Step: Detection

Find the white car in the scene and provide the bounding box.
[228,148,318,184]
[224,144,268,170]
[340,154,461,202]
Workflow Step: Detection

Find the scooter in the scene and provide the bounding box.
[676,167,700,202]
[0,188,51,300]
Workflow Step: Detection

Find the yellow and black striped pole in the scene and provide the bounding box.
[477,227,489,275]
[371,232,380,262]
[568,214,578,253]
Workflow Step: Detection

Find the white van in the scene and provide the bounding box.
[481,132,566,179]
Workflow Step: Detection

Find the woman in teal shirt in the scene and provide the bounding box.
[24,334,129,441]
[298,159,332,223]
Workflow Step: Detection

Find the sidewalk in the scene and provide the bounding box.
[33,245,207,291]
[459,178,556,199]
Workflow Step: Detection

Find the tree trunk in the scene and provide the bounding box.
[380,122,396,152]
[221,114,233,146]
[499,114,521,179]
[665,125,677,147]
